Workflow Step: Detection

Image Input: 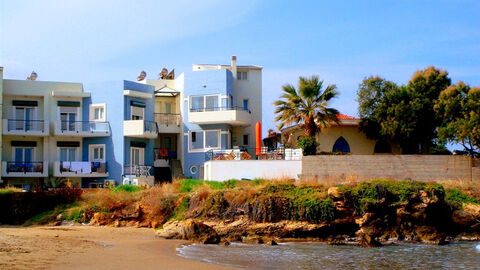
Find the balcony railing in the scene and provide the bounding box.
[144,120,159,133]
[124,165,153,176]
[189,106,251,113]
[54,161,108,177]
[205,147,302,161]
[60,121,110,133]
[6,161,44,173]
[154,113,181,126]
[2,161,49,177]
[7,120,45,132]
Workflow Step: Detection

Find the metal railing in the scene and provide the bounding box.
[143,120,159,133]
[6,161,44,173]
[154,113,181,126]
[205,147,302,161]
[124,165,152,176]
[7,119,45,132]
[60,121,110,133]
[59,161,107,174]
[154,148,177,160]
[189,106,251,113]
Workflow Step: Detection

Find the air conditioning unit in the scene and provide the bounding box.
[123,177,131,185]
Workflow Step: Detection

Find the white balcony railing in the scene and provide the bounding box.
[53,161,108,178]
[123,120,158,138]
[188,106,251,126]
[53,120,110,137]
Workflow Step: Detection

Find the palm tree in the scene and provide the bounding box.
[274,75,339,137]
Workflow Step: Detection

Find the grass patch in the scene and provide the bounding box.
[445,188,479,205]
[112,184,143,193]
[169,196,190,220]
[0,187,23,194]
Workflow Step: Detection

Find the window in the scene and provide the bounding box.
[59,107,77,131]
[190,95,220,112]
[205,131,219,148]
[89,144,106,162]
[243,134,249,146]
[131,106,144,120]
[332,137,351,153]
[165,103,172,114]
[191,131,204,150]
[90,104,106,121]
[14,147,34,163]
[243,99,249,110]
[189,165,198,174]
[60,147,77,161]
[189,130,220,151]
[191,96,204,111]
[237,71,248,80]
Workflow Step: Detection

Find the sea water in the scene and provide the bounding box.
[177,241,480,269]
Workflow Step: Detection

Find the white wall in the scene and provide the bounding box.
[204,160,301,181]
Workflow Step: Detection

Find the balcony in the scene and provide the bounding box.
[54,121,110,137]
[2,119,49,136]
[1,161,48,177]
[123,120,158,138]
[53,161,108,178]
[188,107,251,126]
[154,113,181,133]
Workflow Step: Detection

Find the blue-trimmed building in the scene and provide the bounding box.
[0,56,262,188]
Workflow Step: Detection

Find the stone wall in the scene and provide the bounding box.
[302,155,478,182]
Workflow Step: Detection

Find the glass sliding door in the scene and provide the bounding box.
[206,96,218,111]
[60,107,77,131]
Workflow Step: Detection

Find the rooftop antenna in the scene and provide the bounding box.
[26,71,37,81]
[137,70,146,81]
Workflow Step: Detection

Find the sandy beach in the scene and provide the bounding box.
[0,225,234,270]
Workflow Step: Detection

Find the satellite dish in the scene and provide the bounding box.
[137,70,147,81]
[26,71,38,81]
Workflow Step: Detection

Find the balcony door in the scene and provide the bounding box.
[14,107,35,131]
[130,147,144,166]
[60,147,77,162]
[60,107,77,131]
[14,147,34,163]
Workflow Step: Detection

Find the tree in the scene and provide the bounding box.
[274,75,339,137]
[274,75,339,155]
[357,67,451,154]
[435,82,480,157]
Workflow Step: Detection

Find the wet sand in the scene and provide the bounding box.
[0,225,234,270]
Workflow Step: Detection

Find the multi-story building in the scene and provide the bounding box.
[0,56,262,188]
[0,70,111,190]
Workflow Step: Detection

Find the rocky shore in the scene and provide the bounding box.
[156,184,480,247]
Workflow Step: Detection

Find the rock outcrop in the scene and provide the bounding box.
[156,219,220,244]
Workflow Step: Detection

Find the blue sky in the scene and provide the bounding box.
[1,0,479,135]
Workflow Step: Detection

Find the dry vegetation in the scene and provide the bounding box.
[1,177,478,228]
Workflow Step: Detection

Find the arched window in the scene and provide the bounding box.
[374,141,392,153]
[332,136,350,153]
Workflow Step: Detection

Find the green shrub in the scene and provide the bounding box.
[297,136,318,155]
[112,184,142,193]
[170,196,190,220]
[445,188,479,205]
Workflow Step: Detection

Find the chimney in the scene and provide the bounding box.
[231,55,237,80]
